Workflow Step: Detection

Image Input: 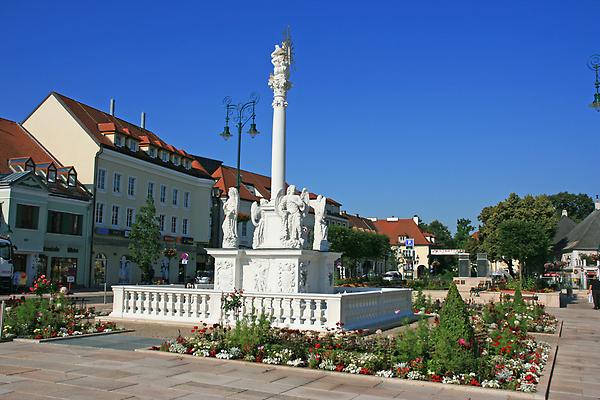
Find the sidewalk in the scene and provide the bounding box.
[0,294,596,399]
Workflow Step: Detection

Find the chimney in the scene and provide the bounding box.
[413,215,419,225]
[141,112,146,129]
[596,195,600,211]
[109,98,115,116]
[561,209,568,217]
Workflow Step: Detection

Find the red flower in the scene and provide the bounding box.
[469,378,481,386]
[315,343,321,349]
[430,374,442,383]
[335,364,344,372]
[359,367,370,375]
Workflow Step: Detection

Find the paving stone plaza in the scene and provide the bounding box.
[0,293,595,400]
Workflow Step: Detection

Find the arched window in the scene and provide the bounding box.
[94,253,107,286]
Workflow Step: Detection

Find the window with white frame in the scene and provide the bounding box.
[147,182,154,199]
[158,214,165,231]
[182,218,189,235]
[172,188,178,206]
[126,208,135,228]
[113,173,121,194]
[171,216,177,233]
[161,151,169,162]
[127,177,136,197]
[97,169,106,190]
[149,147,157,158]
[184,192,190,208]
[160,185,166,203]
[95,203,104,224]
[114,134,123,147]
[111,205,120,226]
[128,139,138,152]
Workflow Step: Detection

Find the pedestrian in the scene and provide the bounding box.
[588,276,600,309]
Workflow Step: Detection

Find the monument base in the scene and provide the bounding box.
[208,248,340,294]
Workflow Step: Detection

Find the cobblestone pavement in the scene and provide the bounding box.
[0,296,596,399]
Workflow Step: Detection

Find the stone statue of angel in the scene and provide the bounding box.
[251,198,268,249]
[221,187,239,248]
[313,195,329,251]
[275,185,308,248]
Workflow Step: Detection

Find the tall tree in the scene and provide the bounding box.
[329,225,390,276]
[128,198,161,283]
[496,219,550,277]
[454,218,474,249]
[548,192,594,222]
[419,220,454,248]
[478,193,557,276]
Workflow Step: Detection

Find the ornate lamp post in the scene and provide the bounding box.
[588,55,600,112]
[219,95,260,193]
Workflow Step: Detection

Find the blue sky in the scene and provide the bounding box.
[1,1,599,232]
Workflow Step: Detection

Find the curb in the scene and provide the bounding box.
[13,329,135,343]
[134,340,556,400]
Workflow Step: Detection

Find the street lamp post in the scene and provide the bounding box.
[219,95,260,193]
[588,55,600,112]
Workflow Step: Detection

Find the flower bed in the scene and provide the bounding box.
[155,285,552,393]
[3,293,119,340]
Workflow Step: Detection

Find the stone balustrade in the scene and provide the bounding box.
[111,286,413,331]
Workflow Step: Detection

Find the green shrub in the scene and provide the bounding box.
[393,319,431,363]
[430,283,477,374]
[225,315,272,355]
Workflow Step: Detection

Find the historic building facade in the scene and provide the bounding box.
[23,93,214,286]
[0,118,92,288]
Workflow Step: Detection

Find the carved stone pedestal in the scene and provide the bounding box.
[208,248,341,294]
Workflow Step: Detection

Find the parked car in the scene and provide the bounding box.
[195,270,214,284]
[381,271,402,282]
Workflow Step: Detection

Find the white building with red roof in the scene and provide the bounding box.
[23,93,215,286]
[0,117,93,288]
[371,216,435,279]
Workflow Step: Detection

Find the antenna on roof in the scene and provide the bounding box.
[141,112,146,129]
[109,99,115,116]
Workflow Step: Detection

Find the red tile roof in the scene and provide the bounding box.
[0,117,56,174]
[344,213,377,232]
[372,219,430,246]
[211,164,342,206]
[46,93,211,178]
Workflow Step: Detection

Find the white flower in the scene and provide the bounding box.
[375,370,394,378]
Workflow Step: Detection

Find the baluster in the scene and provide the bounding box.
[286,298,293,325]
[143,292,150,314]
[315,300,324,327]
[175,293,182,317]
[152,292,159,315]
[167,292,174,316]
[202,294,209,318]
[296,298,305,326]
[185,293,191,317]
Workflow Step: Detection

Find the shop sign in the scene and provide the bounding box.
[163,235,176,242]
[181,252,189,265]
[95,227,126,237]
[431,249,466,256]
[43,246,59,252]
[66,276,75,283]
[67,247,79,253]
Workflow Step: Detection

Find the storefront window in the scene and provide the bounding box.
[12,254,27,288]
[35,255,48,281]
[94,253,107,287]
[51,257,78,285]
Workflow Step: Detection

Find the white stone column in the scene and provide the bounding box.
[270,99,286,200]
[268,40,292,201]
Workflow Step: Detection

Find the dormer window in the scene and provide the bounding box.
[127,138,138,152]
[149,147,157,158]
[114,134,123,147]
[173,156,181,166]
[161,151,169,162]
[25,159,35,172]
[182,159,191,169]
[47,165,57,183]
[68,171,77,187]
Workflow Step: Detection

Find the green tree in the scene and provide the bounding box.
[478,193,557,276]
[128,198,161,283]
[329,225,390,276]
[453,218,474,249]
[496,219,550,278]
[419,219,454,248]
[548,192,594,222]
[430,283,477,374]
